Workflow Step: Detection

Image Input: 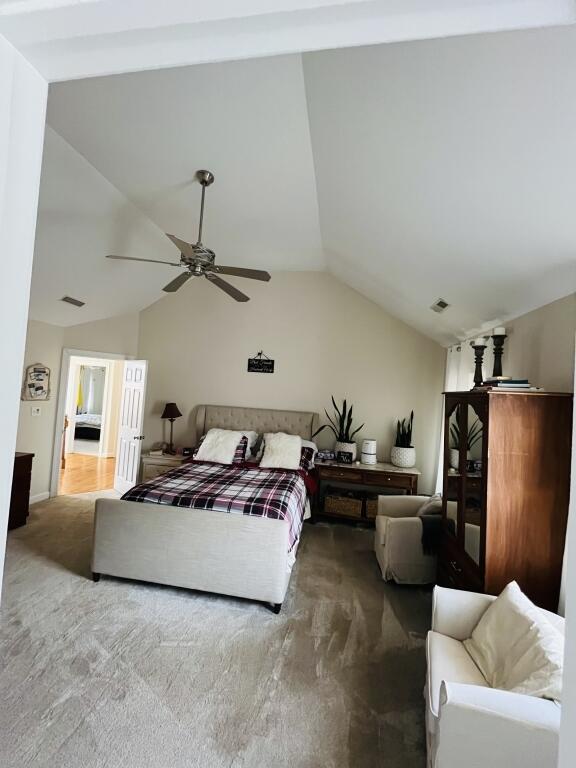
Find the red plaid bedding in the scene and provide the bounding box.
[122,460,308,552]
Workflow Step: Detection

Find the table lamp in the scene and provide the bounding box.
[161,402,182,454]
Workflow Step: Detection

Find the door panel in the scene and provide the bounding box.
[114,361,147,494]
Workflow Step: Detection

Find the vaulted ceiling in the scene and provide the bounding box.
[32,22,576,344]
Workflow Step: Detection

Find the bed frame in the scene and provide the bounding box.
[92,405,319,612]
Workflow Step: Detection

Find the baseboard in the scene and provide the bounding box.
[30,492,50,505]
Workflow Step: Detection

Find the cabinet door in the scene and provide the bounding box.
[462,402,486,568]
[443,401,462,541]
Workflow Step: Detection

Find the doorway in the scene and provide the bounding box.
[53,352,126,496]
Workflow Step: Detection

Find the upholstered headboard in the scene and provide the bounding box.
[195,405,319,443]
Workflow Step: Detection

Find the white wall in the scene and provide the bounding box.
[0,36,47,596]
[16,321,64,501]
[138,271,446,493]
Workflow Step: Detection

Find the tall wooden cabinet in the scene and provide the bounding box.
[438,390,572,611]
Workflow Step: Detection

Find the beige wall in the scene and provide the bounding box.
[139,272,446,493]
[16,313,139,499]
[16,321,64,500]
[63,312,139,357]
[504,293,575,392]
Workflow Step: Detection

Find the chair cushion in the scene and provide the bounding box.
[463,581,564,701]
[426,631,489,720]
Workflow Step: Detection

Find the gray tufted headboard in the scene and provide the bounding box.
[195,405,319,443]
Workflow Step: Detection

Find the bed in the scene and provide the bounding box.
[74,413,102,441]
[91,405,319,612]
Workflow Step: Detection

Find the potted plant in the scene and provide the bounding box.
[391,411,416,468]
[313,397,364,461]
[449,410,483,470]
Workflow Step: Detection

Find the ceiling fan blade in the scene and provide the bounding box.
[205,273,249,302]
[165,233,197,260]
[163,272,193,293]
[107,254,182,267]
[212,266,271,282]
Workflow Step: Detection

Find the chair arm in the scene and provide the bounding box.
[431,586,496,639]
[435,682,560,768]
[377,495,428,518]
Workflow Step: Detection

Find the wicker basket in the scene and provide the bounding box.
[324,494,362,518]
[365,497,378,519]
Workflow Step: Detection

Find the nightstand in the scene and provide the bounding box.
[140,453,187,482]
[315,461,420,524]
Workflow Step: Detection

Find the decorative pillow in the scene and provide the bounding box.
[417,493,442,516]
[259,432,302,470]
[195,428,245,465]
[237,430,258,454]
[300,440,318,472]
[464,581,564,701]
[232,435,249,463]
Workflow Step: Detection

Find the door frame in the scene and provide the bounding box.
[50,348,132,498]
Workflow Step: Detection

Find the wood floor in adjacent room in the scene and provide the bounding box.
[59,453,115,495]
[1,494,431,768]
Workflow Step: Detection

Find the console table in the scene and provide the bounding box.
[315,460,420,524]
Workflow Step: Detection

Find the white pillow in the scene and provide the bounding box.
[195,428,245,465]
[237,430,258,452]
[259,432,302,470]
[464,581,564,701]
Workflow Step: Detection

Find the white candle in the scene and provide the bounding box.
[473,337,486,346]
[493,326,506,336]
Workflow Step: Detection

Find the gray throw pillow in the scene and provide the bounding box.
[417,493,442,516]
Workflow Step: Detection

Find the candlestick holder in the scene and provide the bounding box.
[491,333,507,378]
[470,341,488,388]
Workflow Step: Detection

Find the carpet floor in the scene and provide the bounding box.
[0,494,431,768]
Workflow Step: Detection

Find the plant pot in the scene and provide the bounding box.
[390,446,416,468]
[449,448,470,471]
[335,441,357,462]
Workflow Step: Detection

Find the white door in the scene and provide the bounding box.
[114,360,148,494]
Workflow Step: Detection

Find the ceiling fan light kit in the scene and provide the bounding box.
[106,169,270,302]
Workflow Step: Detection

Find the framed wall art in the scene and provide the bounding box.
[21,363,51,401]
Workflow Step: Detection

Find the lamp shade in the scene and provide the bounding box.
[161,402,182,420]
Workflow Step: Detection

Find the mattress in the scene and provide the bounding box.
[75,413,102,428]
[122,460,309,555]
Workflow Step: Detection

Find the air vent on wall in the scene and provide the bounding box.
[430,298,450,314]
[61,296,85,307]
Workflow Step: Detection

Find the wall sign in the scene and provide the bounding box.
[248,351,275,373]
[21,363,51,401]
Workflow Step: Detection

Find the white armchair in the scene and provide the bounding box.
[374,495,437,584]
[426,586,563,768]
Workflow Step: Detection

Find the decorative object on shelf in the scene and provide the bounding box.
[336,450,354,464]
[491,327,507,378]
[449,405,483,470]
[316,450,336,462]
[361,439,377,465]
[313,396,364,463]
[247,351,274,373]
[21,363,51,401]
[470,337,489,388]
[161,402,182,455]
[391,411,416,468]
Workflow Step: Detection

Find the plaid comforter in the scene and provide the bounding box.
[122,461,308,552]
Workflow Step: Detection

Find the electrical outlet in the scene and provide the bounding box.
[31,406,41,417]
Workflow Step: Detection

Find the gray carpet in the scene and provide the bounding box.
[0,494,431,768]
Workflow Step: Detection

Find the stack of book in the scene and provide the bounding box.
[483,376,542,392]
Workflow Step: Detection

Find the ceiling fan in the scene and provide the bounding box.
[106,170,270,302]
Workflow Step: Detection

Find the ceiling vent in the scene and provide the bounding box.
[61,296,85,308]
[430,298,450,314]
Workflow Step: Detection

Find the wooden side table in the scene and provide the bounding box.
[9,452,34,530]
[315,460,420,525]
[140,453,187,482]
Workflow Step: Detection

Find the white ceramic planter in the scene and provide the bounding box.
[335,441,357,461]
[449,448,470,471]
[390,446,416,468]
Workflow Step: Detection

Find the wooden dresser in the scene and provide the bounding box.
[9,452,34,530]
[316,460,420,524]
[438,390,572,611]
